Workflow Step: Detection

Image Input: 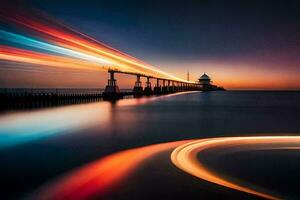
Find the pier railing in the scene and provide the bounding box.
[0,88,133,100]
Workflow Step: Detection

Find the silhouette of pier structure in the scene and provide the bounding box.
[102,70,200,99]
[0,71,225,106]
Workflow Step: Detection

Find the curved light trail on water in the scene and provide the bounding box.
[32,140,190,200]
[171,136,300,200]
[32,136,300,200]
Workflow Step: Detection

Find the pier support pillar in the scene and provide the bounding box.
[154,78,162,95]
[174,82,178,92]
[133,75,143,97]
[171,81,176,93]
[168,80,174,93]
[103,71,122,99]
[144,77,153,95]
[177,82,180,92]
[162,79,168,94]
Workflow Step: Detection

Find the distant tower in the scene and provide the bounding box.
[187,70,190,81]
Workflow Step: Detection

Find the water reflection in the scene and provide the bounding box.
[0,102,111,149]
[0,91,300,199]
[32,136,300,200]
[32,140,189,200]
[0,93,189,149]
[115,91,200,107]
[171,136,300,200]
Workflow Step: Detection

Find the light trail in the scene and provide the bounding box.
[32,140,190,200]
[1,12,194,83]
[171,136,300,200]
[0,46,109,71]
[32,136,300,200]
[0,30,112,65]
[10,17,189,82]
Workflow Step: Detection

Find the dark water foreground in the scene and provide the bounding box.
[0,91,300,199]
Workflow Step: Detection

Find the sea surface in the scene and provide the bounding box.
[0,91,300,199]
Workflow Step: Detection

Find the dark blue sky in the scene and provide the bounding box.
[28,0,300,62]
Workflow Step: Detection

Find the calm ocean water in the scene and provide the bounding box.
[0,91,300,199]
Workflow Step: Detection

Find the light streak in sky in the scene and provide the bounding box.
[32,136,300,200]
[0,12,193,83]
[10,17,189,82]
[0,46,109,71]
[0,30,111,65]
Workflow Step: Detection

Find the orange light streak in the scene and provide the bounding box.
[171,136,300,200]
[8,17,192,82]
[32,140,190,200]
[31,136,300,200]
[0,46,118,71]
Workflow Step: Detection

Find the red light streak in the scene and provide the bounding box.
[32,140,190,200]
[2,13,192,82]
[31,136,300,200]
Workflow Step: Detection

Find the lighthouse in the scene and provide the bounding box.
[198,73,212,90]
[198,73,225,91]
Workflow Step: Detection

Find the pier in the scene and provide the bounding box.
[101,69,201,100]
[0,88,131,110]
[0,71,225,106]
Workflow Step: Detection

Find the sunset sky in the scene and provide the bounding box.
[0,0,299,89]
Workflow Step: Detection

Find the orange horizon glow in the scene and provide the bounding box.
[1,6,299,90]
[1,13,299,89]
[158,61,300,90]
